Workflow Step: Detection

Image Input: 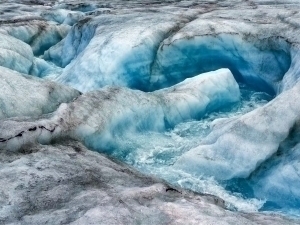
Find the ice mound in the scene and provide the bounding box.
[0,68,239,152]
[0,66,80,119]
[0,33,33,74]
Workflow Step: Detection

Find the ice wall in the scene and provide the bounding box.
[0,33,33,74]
[150,20,291,94]
[41,16,292,95]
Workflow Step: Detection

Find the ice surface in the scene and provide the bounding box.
[0,68,239,152]
[43,17,97,68]
[1,0,300,222]
[41,9,84,25]
[175,82,300,180]
[151,28,291,94]
[1,20,70,56]
[250,126,300,212]
[0,32,33,74]
[46,13,194,92]
[0,66,80,119]
[0,141,295,225]
[40,11,291,94]
[104,84,272,212]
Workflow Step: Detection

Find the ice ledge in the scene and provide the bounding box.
[0,68,239,152]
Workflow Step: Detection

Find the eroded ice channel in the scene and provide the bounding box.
[1,9,300,219]
[90,82,274,213]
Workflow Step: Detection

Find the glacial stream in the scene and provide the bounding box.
[95,84,277,214]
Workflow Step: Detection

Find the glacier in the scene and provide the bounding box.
[1,0,300,224]
[0,68,240,152]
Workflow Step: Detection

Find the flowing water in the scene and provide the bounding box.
[103,84,274,212]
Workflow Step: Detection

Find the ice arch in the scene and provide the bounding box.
[42,18,292,95]
[150,20,292,95]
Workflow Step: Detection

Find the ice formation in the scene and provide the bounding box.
[175,82,300,180]
[1,0,300,224]
[0,66,80,119]
[0,68,240,152]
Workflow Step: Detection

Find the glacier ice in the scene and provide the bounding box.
[0,68,239,152]
[0,32,33,74]
[250,126,300,210]
[43,17,97,68]
[175,82,300,180]
[150,22,291,94]
[45,13,195,92]
[0,66,80,119]
[1,0,300,223]
[41,9,85,25]
[42,12,292,95]
[0,141,294,225]
[1,19,70,56]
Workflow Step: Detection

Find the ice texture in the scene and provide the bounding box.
[1,20,70,56]
[0,68,239,152]
[40,7,292,94]
[41,9,85,25]
[0,33,33,74]
[175,82,300,180]
[1,0,300,223]
[44,13,197,92]
[0,66,80,119]
[0,141,295,225]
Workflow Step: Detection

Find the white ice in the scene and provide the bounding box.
[0,68,239,152]
[175,82,300,180]
[0,66,80,119]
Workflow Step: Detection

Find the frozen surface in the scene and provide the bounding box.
[175,82,300,180]
[0,141,296,225]
[0,32,33,74]
[0,66,80,119]
[0,68,239,152]
[48,13,192,92]
[1,0,300,223]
